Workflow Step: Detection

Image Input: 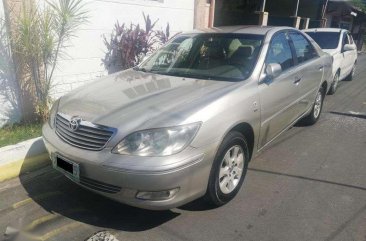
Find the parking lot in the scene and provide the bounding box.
[1,54,366,241]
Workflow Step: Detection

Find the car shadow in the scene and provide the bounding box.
[178,197,218,211]
[19,142,180,233]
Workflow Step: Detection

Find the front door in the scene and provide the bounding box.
[258,32,300,148]
[288,32,323,114]
[340,32,354,78]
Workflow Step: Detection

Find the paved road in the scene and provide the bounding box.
[1,55,366,241]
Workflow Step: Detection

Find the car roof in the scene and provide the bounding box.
[187,25,296,35]
[304,28,345,33]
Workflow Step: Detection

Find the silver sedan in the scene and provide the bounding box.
[43,26,333,210]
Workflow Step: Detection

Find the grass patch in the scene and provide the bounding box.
[0,122,43,148]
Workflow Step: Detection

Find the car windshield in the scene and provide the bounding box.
[306,31,340,49]
[137,33,264,81]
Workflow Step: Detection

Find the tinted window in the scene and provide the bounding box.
[306,32,340,49]
[139,34,264,81]
[265,32,294,71]
[289,32,318,64]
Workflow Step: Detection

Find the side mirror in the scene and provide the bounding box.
[343,44,356,52]
[266,63,282,79]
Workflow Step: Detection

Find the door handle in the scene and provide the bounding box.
[293,77,302,84]
[318,65,324,71]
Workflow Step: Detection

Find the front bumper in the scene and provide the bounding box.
[42,124,218,210]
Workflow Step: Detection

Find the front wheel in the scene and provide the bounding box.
[300,87,324,126]
[205,131,249,207]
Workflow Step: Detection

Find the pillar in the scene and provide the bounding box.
[293,16,301,29]
[257,11,269,26]
[302,18,310,29]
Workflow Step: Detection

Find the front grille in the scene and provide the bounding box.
[79,176,122,194]
[55,113,115,151]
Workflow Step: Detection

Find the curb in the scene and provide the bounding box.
[0,137,49,182]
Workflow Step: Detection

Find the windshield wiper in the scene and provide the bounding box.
[154,71,212,80]
[133,66,148,72]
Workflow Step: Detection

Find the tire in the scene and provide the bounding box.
[328,72,339,95]
[205,131,249,206]
[345,63,356,81]
[300,86,324,126]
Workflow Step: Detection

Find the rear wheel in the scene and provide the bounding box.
[205,131,249,206]
[300,86,324,126]
[328,72,339,95]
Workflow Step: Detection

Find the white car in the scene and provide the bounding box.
[304,28,357,94]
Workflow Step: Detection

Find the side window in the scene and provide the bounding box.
[265,32,294,71]
[289,32,318,64]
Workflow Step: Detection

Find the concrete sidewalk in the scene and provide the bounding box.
[0,137,49,182]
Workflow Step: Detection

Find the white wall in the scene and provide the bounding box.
[0,1,4,28]
[50,0,195,99]
[0,0,21,127]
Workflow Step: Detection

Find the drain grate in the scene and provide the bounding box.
[85,231,119,241]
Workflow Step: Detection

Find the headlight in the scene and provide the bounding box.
[112,123,201,156]
[48,99,60,129]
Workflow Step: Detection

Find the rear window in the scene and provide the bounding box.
[306,32,340,49]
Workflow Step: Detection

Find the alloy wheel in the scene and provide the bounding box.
[219,145,244,194]
[313,90,322,119]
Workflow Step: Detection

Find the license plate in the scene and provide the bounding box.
[53,155,80,180]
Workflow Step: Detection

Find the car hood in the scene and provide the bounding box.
[59,69,238,130]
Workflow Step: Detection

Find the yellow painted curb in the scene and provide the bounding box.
[0,153,50,182]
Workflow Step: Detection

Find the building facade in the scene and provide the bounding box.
[194,0,365,49]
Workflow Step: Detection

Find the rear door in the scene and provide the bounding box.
[258,31,300,148]
[288,31,323,114]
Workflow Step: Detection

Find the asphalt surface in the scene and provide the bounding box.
[1,55,366,241]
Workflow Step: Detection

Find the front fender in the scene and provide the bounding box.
[190,81,261,155]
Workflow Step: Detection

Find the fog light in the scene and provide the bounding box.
[136,188,179,201]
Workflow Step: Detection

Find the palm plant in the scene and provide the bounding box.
[11,0,88,122]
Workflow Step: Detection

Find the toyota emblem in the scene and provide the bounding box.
[69,117,81,132]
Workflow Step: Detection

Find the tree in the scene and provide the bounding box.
[352,0,366,12]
